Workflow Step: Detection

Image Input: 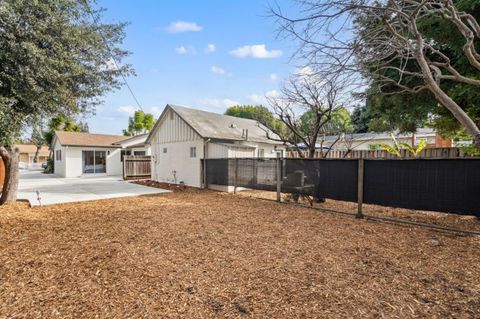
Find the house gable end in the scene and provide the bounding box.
[149,105,202,144]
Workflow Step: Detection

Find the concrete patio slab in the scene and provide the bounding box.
[18,171,170,206]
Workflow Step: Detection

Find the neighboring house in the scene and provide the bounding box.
[15,144,50,169]
[320,128,453,151]
[114,133,151,157]
[146,104,284,189]
[51,131,148,177]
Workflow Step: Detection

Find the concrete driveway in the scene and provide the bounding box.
[18,171,170,206]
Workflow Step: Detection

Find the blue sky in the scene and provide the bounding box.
[89,0,299,134]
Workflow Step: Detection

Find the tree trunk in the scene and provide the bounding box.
[33,145,41,163]
[429,84,480,146]
[416,47,480,146]
[0,147,20,205]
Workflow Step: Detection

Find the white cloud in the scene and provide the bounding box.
[270,73,278,81]
[166,21,203,33]
[265,89,280,98]
[229,44,282,59]
[175,46,188,54]
[174,45,197,55]
[210,65,232,77]
[295,66,315,77]
[204,43,216,54]
[197,98,240,109]
[117,105,138,116]
[247,90,280,105]
[117,105,164,118]
[246,94,264,104]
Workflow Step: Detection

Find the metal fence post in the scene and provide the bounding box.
[234,158,238,194]
[276,152,282,202]
[356,159,364,218]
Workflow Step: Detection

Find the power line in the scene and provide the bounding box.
[82,0,143,111]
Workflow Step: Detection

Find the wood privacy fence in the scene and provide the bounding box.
[122,155,151,180]
[286,147,469,159]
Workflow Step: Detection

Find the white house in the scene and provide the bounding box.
[114,133,152,157]
[52,131,151,178]
[320,128,453,151]
[145,104,284,188]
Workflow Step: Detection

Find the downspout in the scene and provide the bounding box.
[203,138,211,188]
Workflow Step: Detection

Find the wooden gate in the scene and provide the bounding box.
[123,155,151,180]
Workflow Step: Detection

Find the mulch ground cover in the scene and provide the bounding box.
[0,189,479,318]
[236,190,480,233]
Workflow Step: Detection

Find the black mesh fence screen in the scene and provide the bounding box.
[363,159,480,214]
[203,158,480,216]
[282,159,357,201]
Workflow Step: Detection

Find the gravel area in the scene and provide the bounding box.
[0,189,479,318]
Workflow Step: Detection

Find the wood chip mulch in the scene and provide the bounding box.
[236,190,480,233]
[0,190,479,318]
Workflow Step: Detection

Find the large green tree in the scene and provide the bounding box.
[123,110,155,136]
[0,0,133,204]
[42,115,89,146]
[299,107,353,137]
[225,104,288,140]
[358,0,480,137]
[271,0,480,146]
[225,105,277,128]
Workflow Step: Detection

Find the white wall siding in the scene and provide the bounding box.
[155,109,201,143]
[227,147,255,158]
[151,140,204,187]
[53,139,66,177]
[206,143,229,158]
[56,146,122,178]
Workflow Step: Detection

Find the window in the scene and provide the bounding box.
[163,148,167,154]
[82,150,106,174]
[134,151,146,156]
[190,147,196,158]
[55,150,62,161]
[258,149,264,158]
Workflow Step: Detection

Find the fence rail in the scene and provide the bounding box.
[123,155,151,180]
[286,147,469,159]
[203,157,480,217]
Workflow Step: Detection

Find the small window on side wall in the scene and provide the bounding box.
[163,148,167,154]
[190,147,196,158]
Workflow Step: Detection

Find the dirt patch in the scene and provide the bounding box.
[0,190,479,318]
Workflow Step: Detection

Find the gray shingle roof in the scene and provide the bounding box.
[149,104,280,144]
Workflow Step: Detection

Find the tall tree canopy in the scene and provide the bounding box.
[43,115,89,146]
[0,0,133,204]
[271,0,480,146]
[123,110,155,136]
[225,105,276,128]
[359,0,480,137]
